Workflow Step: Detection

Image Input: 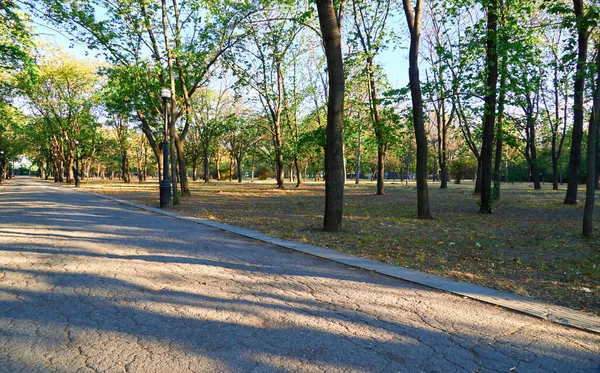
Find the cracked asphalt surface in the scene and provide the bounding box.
[0,178,598,373]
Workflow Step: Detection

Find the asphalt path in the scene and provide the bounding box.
[0,177,598,373]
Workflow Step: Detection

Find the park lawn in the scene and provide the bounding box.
[80,178,600,315]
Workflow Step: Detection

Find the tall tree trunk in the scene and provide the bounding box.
[376,145,386,195]
[121,150,130,184]
[475,158,482,195]
[403,0,432,219]
[493,61,507,199]
[565,0,589,204]
[355,126,361,184]
[406,145,411,186]
[236,155,243,183]
[276,151,285,189]
[170,123,178,198]
[138,152,144,183]
[203,150,210,183]
[192,156,198,181]
[596,115,600,190]
[215,148,221,181]
[229,152,234,182]
[295,156,303,187]
[583,42,599,237]
[479,0,499,213]
[317,0,345,232]
[174,133,190,196]
[527,113,541,190]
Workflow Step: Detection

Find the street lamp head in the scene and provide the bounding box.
[161,88,171,99]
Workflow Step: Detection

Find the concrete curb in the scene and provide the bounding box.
[79,188,600,335]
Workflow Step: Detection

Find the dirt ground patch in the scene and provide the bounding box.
[79,178,600,315]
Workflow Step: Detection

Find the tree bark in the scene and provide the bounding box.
[355,126,361,184]
[376,145,386,195]
[203,151,210,182]
[493,58,507,199]
[565,0,589,204]
[479,0,499,213]
[294,156,303,187]
[174,133,190,196]
[583,42,599,237]
[317,0,345,232]
[236,154,243,183]
[403,0,432,219]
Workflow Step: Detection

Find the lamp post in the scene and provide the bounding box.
[0,151,4,183]
[74,140,80,187]
[160,88,172,208]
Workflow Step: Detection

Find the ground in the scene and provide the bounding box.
[78,178,600,316]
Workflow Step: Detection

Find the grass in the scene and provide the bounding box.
[79,177,600,315]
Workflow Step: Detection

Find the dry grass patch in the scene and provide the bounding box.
[81,178,600,315]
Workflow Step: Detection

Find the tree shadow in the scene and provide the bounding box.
[0,178,599,372]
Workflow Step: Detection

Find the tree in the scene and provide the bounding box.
[19,46,102,185]
[402,0,433,219]
[29,0,248,199]
[423,0,456,189]
[0,0,33,75]
[316,0,345,231]
[583,40,599,237]
[479,0,499,213]
[227,2,309,189]
[541,24,571,191]
[564,0,592,204]
[350,0,393,195]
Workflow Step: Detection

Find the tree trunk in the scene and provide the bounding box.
[236,155,243,183]
[276,151,285,189]
[376,145,386,195]
[355,127,361,184]
[565,0,589,205]
[493,67,507,198]
[174,133,190,196]
[229,152,234,182]
[203,151,210,183]
[475,157,482,195]
[170,127,178,198]
[295,156,303,187]
[121,150,130,184]
[403,0,432,219]
[192,156,198,181]
[552,157,559,191]
[583,42,599,237]
[138,153,144,183]
[527,113,541,190]
[317,0,345,232]
[479,0,499,213]
[596,116,600,190]
[215,148,221,181]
